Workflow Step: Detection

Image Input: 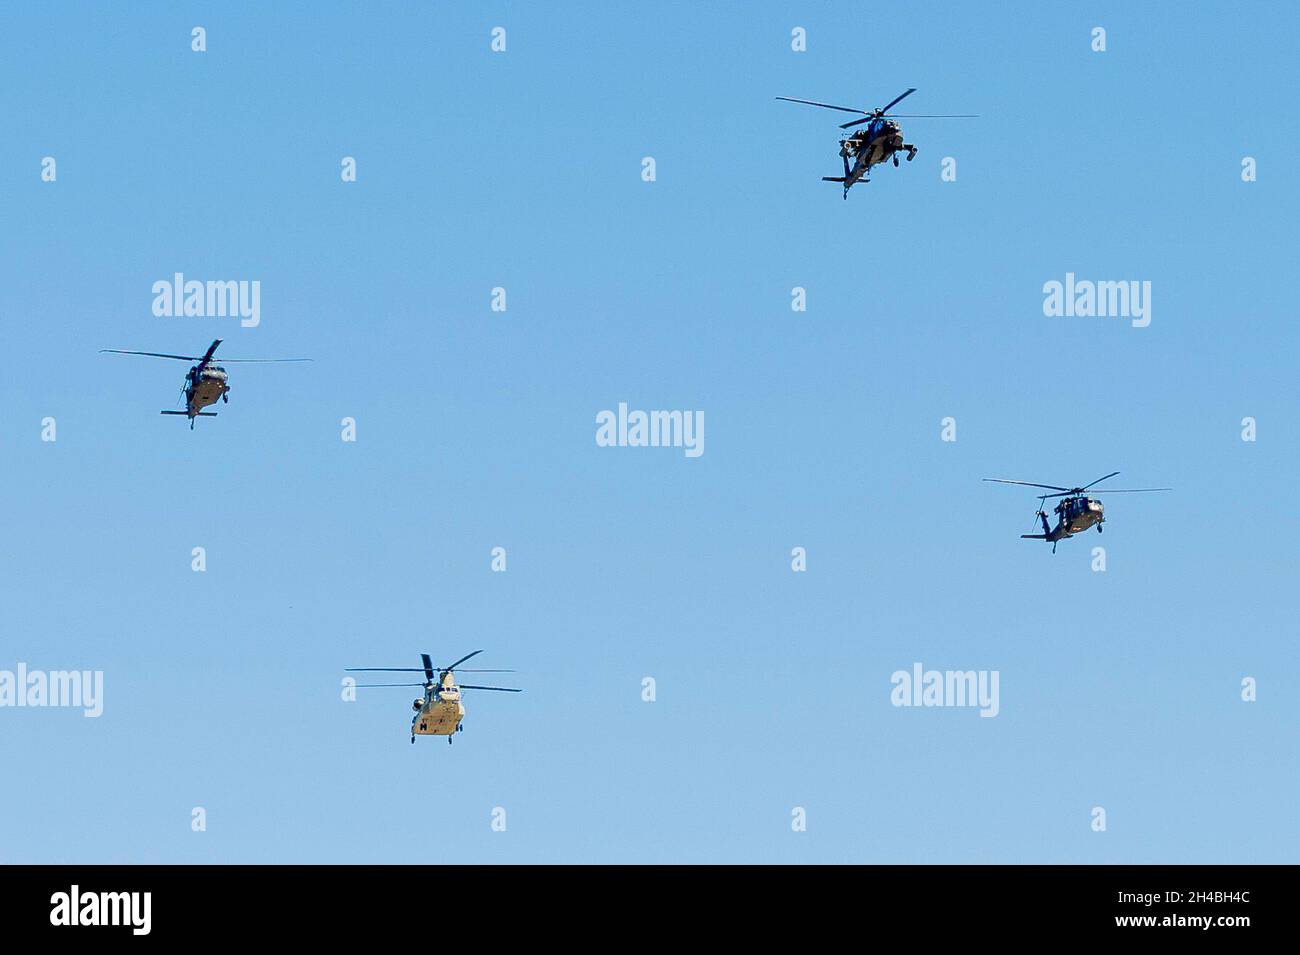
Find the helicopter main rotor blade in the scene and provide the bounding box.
[983,478,1072,492]
[457,685,523,692]
[100,346,309,363]
[880,88,918,113]
[352,682,428,688]
[443,650,484,671]
[842,113,977,130]
[346,665,513,673]
[776,96,869,115]
[1080,471,1121,491]
[1087,488,1172,494]
[1039,487,1171,499]
[421,653,436,683]
[345,666,512,672]
[100,349,204,361]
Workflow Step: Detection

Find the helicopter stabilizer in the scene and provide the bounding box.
[161,411,217,416]
[1020,534,1049,540]
[821,176,848,182]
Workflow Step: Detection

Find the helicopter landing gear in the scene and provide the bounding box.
[222,392,228,403]
[410,735,415,744]
[906,146,917,162]
[1097,524,1103,533]
[448,735,453,745]
[893,154,900,167]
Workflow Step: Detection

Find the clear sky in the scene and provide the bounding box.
[2,2,1296,864]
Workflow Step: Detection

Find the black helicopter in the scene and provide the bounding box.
[984,472,1171,553]
[100,339,310,429]
[777,88,976,198]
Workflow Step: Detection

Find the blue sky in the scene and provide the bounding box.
[1,1,1296,863]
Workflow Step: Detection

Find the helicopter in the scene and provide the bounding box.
[777,88,976,198]
[346,650,520,745]
[99,339,310,429]
[984,472,1171,553]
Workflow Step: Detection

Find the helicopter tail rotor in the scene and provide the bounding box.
[1024,499,1052,536]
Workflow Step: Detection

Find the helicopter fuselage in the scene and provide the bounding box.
[844,120,905,165]
[837,119,916,192]
[1036,496,1104,541]
[411,680,464,737]
[185,364,229,415]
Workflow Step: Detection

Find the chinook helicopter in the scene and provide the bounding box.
[777,88,976,198]
[984,472,1171,553]
[346,651,520,745]
[100,339,310,428]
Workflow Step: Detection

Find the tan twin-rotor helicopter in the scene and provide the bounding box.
[347,651,521,745]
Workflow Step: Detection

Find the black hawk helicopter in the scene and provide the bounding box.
[100,339,310,428]
[346,650,521,745]
[984,472,1171,553]
[777,88,976,198]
